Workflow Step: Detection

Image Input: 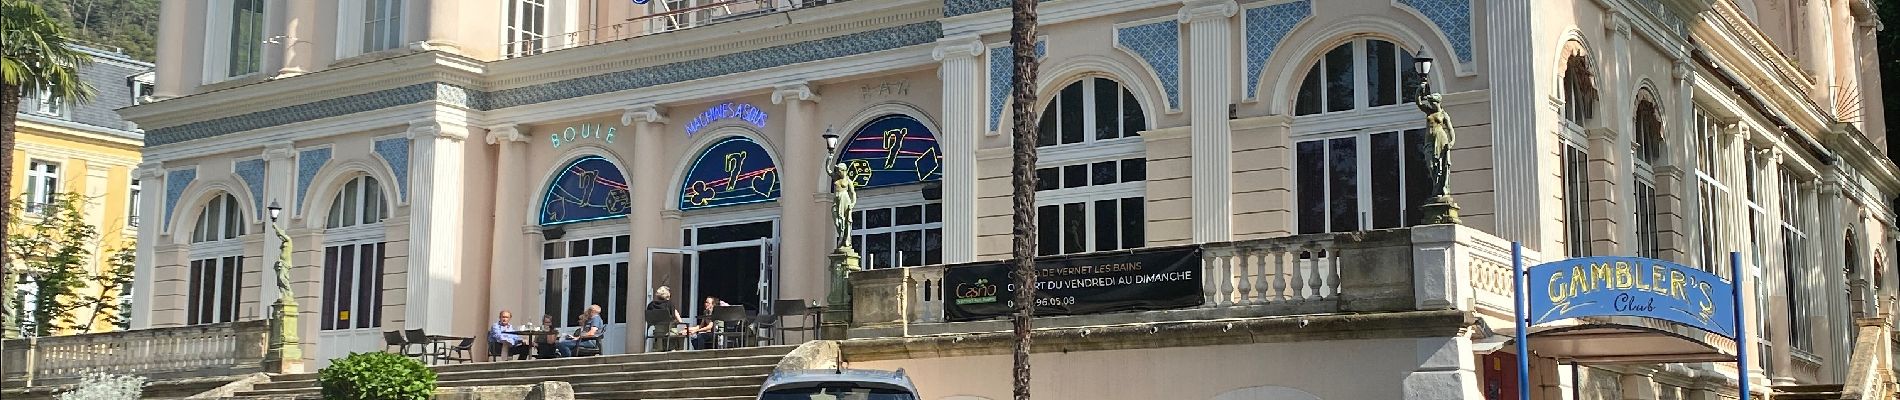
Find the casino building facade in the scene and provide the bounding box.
[119,0,1894,398]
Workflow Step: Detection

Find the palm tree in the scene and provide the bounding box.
[1007,0,1041,398]
[1,0,96,339]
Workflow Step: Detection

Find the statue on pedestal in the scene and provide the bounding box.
[267,222,303,373]
[1416,77,1461,224]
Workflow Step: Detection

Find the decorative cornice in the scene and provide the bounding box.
[771,84,822,105]
[1672,59,1693,81]
[264,143,296,161]
[1177,0,1238,23]
[621,105,670,126]
[484,124,528,144]
[1586,126,1618,141]
[134,162,166,179]
[932,36,984,61]
[661,210,684,221]
[1608,12,1632,37]
[410,119,469,142]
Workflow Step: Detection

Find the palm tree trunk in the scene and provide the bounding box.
[2,82,19,339]
[1007,0,1041,398]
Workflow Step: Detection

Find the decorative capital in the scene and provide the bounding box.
[661,210,684,221]
[409,119,469,142]
[1585,126,1618,142]
[1673,59,1693,81]
[1177,0,1237,24]
[134,161,166,179]
[521,225,543,236]
[932,37,984,62]
[485,124,528,145]
[771,84,821,105]
[621,105,669,126]
[1607,13,1632,37]
[264,143,297,161]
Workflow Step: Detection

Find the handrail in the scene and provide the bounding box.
[1841,316,1894,400]
[1,320,271,386]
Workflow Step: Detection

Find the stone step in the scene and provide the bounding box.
[566,374,768,393]
[263,345,794,383]
[574,384,760,399]
[1772,384,1847,393]
[1771,393,1843,400]
[239,364,776,397]
[250,354,782,390]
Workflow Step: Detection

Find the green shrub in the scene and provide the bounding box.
[55,371,145,400]
[318,352,437,400]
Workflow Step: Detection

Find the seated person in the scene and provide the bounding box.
[488,310,532,360]
[647,286,686,351]
[535,314,560,358]
[555,305,604,357]
[686,296,731,349]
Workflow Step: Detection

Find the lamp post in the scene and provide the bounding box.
[264,200,303,373]
[1412,51,1461,224]
[820,127,859,340]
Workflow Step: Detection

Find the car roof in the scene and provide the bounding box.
[759,368,919,393]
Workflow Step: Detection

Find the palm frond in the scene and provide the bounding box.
[0,0,96,103]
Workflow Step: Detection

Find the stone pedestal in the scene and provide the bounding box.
[1420,196,1462,225]
[266,298,304,373]
[822,248,860,340]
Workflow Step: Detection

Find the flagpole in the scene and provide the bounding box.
[1513,242,1529,400]
[1731,251,1749,400]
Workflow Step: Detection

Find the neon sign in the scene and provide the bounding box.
[678,136,780,210]
[836,114,942,189]
[549,123,616,149]
[684,102,769,135]
[540,156,631,225]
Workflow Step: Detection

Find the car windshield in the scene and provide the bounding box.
[759,386,917,400]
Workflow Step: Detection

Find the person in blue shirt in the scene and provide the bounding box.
[555,305,604,356]
[488,311,532,360]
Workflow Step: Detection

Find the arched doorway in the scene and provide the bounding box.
[651,134,782,350]
[538,155,635,354]
[315,175,392,366]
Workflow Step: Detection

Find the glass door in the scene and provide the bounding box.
[541,234,633,355]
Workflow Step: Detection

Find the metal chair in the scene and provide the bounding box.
[644,308,687,352]
[439,338,475,364]
[401,329,437,364]
[575,324,606,357]
[771,299,818,344]
[711,305,750,349]
[383,331,407,353]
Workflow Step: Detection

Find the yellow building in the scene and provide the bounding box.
[7,45,153,335]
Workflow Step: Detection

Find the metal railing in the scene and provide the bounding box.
[501,0,848,59]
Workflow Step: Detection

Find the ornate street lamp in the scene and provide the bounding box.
[268,200,283,222]
[1413,50,1460,224]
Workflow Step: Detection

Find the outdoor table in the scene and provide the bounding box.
[504,329,559,359]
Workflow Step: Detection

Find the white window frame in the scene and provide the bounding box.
[1561,136,1591,257]
[1778,169,1812,352]
[1290,113,1430,233]
[28,87,68,118]
[185,254,243,325]
[325,176,389,229]
[504,0,549,58]
[128,179,142,227]
[321,176,389,331]
[540,231,632,328]
[187,193,247,326]
[338,0,405,58]
[203,0,268,82]
[1631,99,1663,259]
[1694,107,1729,272]
[25,160,60,214]
[1293,38,1420,117]
[192,193,248,243]
[1034,77,1148,256]
[850,191,943,269]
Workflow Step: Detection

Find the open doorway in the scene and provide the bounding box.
[646,218,778,349]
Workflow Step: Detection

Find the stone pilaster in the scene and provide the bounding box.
[1487,0,1540,246]
[622,105,670,334]
[485,124,532,325]
[1760,149,1797,386]
[130,162,167,330]
[260,144,297,306]
[1607,13,1635,255]
[1401,337,1482,399]
[933,37,983,264]
[1179,0,1236,243]
[773,84,827,308]
[1816,175,1847,380]
[1619,365,1660,400]
[404,118,469,333]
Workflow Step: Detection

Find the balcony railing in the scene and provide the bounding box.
[501,0,847,59]
[1,320,270,386]
[848,225,1521,337]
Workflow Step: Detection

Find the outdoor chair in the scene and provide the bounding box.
[439,338,475,364]
[575,325,606,357]
[487,340,507,362]
[401,329,439,364]
[383,331,407,353]
[711,305,750,349]
[644,308,688,352]
[771,299,818,344]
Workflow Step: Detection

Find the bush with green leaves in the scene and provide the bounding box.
[55,371,146,400]
[318,352,437,400]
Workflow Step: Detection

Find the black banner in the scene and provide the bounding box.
[943,246,1203,322]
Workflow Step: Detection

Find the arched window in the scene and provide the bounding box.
[1559,47,1596,257]
[1293,38,1420,116]
[1632,94,1664,259]
[188,193,245,325]
[320,175,387,334]
[326,176,389,229]
[1034,77,1147,256]
[1292,38,1430,233]
[840,114,945,269]
[1560,53,1597,124]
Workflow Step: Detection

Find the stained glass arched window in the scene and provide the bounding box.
[540,156,631,225]
[837,114,943,189]
[678,136,780,210]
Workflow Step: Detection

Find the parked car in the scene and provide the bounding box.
[757,368,921,400]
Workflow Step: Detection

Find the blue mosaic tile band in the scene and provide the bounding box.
[234,159,267,220]
[987,41,1046,132]
[1398,0,1472,64]
[373,137,411,201]
[145,22,942,147]
[163,168,196,228]
[296,148,332,213]
[1243,0,1311,100]
[944,0,1048,17]
[1117,21,1181,110]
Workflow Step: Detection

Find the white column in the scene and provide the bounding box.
[773,84,825,305]
[130,162,166,330]
[1179,0,1236,243]
[621,105,668,349]
[1488,0,1540,245]
[1815,175,1846,380]
[933,37,983,264]
[1800,0,1833,105]
[485,125,531,319]
[1673,60,1700,261]
[404,118,469,333]
[275,0,315,77]
[1761,149,1796,386]
[260,144,297,306]
[152,0,189,97]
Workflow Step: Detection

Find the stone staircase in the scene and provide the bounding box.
[1770,384,1846,400]
[230,345,797,399]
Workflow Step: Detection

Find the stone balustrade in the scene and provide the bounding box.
[848,225,1519,337]
[1,320,270,387]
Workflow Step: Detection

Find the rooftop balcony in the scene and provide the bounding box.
[501,0,851,59]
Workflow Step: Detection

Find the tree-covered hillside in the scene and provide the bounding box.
[40,0,159,61]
